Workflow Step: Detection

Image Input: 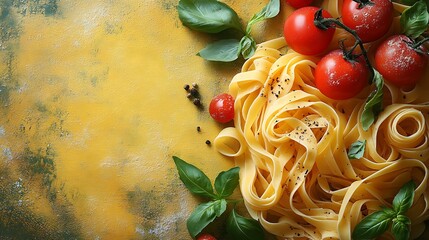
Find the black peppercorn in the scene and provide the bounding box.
[190,88,199,98]
[193,98,201,106]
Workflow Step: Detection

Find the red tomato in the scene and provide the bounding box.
[314,50,369,100]
[342,0,393,43]
[286,0,313,8]
[197,233,217,240]
[375,35,428,89]
[209,93,234,123]
[284,7,335,55]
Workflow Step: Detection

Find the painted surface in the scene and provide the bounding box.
[0,0,286,239]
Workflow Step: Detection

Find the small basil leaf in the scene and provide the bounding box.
[246,0,280,34]
[393,180,416,214]
[240,35,256,59]
[197,39,241,62]
[400,1,429,39]
[173,156,217,199]
[177,0,243,34]
[361,70,384,131]
[352,210,394,240]
[392,215,411,240]
[214,167,240,199]
[348,140,366,159]
[187,199,227,238]
[226,209,264,240]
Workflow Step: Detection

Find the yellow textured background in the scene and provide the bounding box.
[0,0,290,239]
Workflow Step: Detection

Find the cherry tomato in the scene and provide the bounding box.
[197,233,217,240]
[209,93,234,123]
[375,35,428,89]
[286,0,313,8]
[284,7,335,55]
[342,0,393,43]
[314,50,369,100]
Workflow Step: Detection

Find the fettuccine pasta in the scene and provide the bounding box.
[214,1,429,239]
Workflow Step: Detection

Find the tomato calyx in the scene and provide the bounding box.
[403,37,429,55]
[340,41,362,64]
[352,0,374,9]
[313,8,335,31]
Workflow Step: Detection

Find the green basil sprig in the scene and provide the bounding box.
[348,140,366,160]
[178,0,280,62]
[400,0,429,39]
[361,70,384,131]
[173,156,264,239]
[352,180,416,240]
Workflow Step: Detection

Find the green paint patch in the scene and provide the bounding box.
[0,85,10,107]
[0,170,46,239]
[127,176,188,238]
[127,188,163,222]
[160,0,176,11]
[36,102,48,113]
[104,21,123,35]
[0,167,82,240]
[13,0,59,16]
[0,42,18,108]
[21,146,57,201]
[43,0,58,16]
[17,101,70,138]
[78,67,110,87]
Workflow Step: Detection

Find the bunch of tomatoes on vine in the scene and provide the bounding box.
[209,0,428,129]
[285,0,428,100]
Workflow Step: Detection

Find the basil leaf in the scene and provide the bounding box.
[361,70,384,131]
[393,180,416,214]
[352,210,394,240]
[246,0,280,34]
[197,39,241,62]
[392,215,411,240]
[400,1,429,39]
[400,0,420,5]
[240,35,256,59]
[348,140,366,159]
[173,156,217,199]
[177,0,243,34]
[214,167,240,199]
[187,199,227,238]
[226,208,264,240]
